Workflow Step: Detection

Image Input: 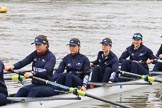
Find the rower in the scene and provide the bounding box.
[53,38,91,91]
[119,33,157,75]
[153,42,162,71]
[0,60,8,106]
[4,35,58,97]
[90,37,119,88]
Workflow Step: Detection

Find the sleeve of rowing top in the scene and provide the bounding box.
[147,47,157,64]
[0,60,4,74]
[82,75,89,88]
[55,57,66,74]
[156,44,162,57]
[91,51,100,65]
[53,57,66,81]
[37,52,56,75]
[119,47,130,63]
[13,52,34,69]
[109,72,116,82]
[109,52,119,82]
[82,55,91,87]
[0,60,8,96]
[30,51,56,79]
[82,55,91,75]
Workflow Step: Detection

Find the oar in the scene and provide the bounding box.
[7,96,81,102]
[10,70,133,108]
[119,76,136,81]
[150,58,162,63]
[149,71,162,75]
[32,76,133,108]
[4,74,26,81]
[119,71,162,83]
[88,82,152,87]
[4,70,32,74]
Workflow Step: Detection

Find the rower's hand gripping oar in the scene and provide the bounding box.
[5,70,31,85]
[4,74,26,81]
[150,58,162,63]
[120,71,162,83]
[11,70,133,108]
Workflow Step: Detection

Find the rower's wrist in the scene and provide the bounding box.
[31,71,36,75]
[82,84,87,88]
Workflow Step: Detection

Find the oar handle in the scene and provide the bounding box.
[7,70,32,75]
[4,75,26,81]
[4,78,12,80]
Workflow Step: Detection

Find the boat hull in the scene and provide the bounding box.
[1,79,155,108]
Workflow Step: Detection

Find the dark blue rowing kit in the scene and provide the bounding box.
[153,44,162,71]
[90,51,119,83]
[0,60,8,106]
[54,53,91,88]
[119,44,156,75]
[14,50,57,97]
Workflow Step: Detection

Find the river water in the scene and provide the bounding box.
[1,0,162,108]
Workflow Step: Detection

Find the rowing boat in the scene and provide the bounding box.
[1,76,159,108]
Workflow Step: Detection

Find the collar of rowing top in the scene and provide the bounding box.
[70,52,80,57]
[37,49,48,56]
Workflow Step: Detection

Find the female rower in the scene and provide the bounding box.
[90,37,119,88]
[153,44,162,71]
[53,38,91,91]
[5,35,57,97]
[0,60,8,106]
[119,33,156,75]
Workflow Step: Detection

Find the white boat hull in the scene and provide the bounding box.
[1,79,155,108]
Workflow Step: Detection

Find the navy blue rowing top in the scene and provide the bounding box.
[14,50,56,85]
[56,53,91,80]
[0,60,8,95]
[119,44,156,70]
